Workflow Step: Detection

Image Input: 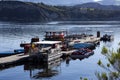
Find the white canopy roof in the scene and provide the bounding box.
[34,41,61,45]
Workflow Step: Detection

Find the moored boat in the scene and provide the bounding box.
[70,48,94,59]
[0,48,24,57]
[73,43,95,50]
[100,31,114,41]
[100,34,114,41]
[29,41,62,62]
[44,30,67,41]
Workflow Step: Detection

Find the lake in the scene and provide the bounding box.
[0,21,120,80]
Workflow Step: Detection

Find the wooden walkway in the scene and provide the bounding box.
[69,37,100,46]
[0,53,29,65]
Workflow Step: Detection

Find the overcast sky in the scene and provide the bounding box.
[21,0,120,5]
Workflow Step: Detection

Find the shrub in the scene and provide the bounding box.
[101,46,108,54]
[97,59,102,65]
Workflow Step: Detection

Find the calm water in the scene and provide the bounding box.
[0,21,120,80]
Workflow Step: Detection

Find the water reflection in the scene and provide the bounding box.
[0,21,120,80]
[23,53,96,80]
[24,58,61,79]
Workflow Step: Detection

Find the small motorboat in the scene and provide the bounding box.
[100,31,114,41]
[0,49,24,57]
[70,48,94,59]
[0,51,15,57]
[14,49,24,54]
[100,34,114,41]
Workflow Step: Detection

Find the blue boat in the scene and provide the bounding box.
[73,43,95,49]
[14,49,24,53]
[0,49,24,57]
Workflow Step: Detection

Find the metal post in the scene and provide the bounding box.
[97,31,100,37]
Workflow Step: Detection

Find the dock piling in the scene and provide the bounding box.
[97,31,100,37]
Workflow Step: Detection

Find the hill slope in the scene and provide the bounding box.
[0,1,67,22]
[0,1,120,22]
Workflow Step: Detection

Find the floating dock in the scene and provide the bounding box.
[0,50,75,69]
[68,37,100,46]
[0,53,29,68]
[0,36,100,69]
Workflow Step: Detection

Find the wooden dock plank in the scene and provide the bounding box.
[69,37,100,46]
[0,54,29,64]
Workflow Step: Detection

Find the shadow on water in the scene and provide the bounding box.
[1,21,120,80]
[0,52,95,79]
[25,56,95,79]
[24,58,61,79]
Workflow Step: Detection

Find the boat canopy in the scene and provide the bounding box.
[33,41,61,45]
[73,43,94,49]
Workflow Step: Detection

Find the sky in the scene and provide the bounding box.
[21,0,120,5]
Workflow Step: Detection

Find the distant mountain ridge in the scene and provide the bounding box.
[0,1,120,22]
[74,2,120,10]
